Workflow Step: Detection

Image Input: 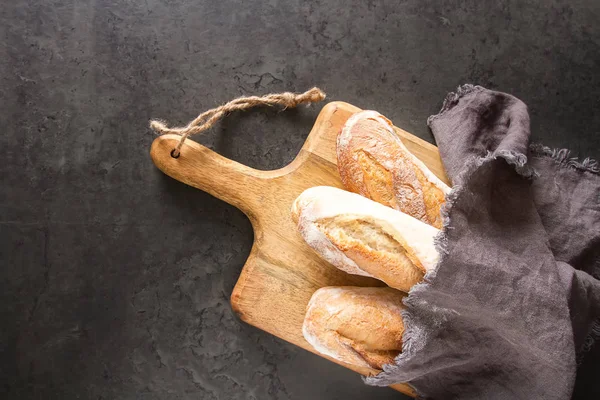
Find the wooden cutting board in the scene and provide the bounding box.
[150,101,450,397]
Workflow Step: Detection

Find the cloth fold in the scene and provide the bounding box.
[366,85,600,399]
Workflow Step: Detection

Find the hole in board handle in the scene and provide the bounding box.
[170,149,180,159]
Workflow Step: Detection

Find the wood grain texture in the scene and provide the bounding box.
[150,101,450,397]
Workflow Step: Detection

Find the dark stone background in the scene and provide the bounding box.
[1,1,599,399]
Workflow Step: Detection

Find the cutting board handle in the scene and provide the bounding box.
[150,134,267,216]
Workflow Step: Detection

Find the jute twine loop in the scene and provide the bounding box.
[150,87,326,158]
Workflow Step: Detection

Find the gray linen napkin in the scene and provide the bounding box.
[366,85,600,399]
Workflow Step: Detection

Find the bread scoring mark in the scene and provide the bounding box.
[356,150,397,209]
[337,332,402,369]
[337,109,450,230]
[410,162,446,228]
[302,287,405,370]
[293,186,439,276]
[302,288,372,368]
[299,218,373,277]
[317,216,404,254]
[337,110,379,154]
[336,331,378,368]
[315,215,425,277]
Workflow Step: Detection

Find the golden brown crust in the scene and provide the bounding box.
[302,286,405,370]
[337,111,450,229]
[292,187,440,292]
[317,216,426,287]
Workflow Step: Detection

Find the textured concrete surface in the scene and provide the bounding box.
[1,1,599,399]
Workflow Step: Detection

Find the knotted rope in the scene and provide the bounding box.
[150,87,326,158]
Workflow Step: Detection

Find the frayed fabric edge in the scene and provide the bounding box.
[530,144,600,361]
[367,145,599,395]
[578,256,600,363]
[364,149,534,398]
[366,84,599,396]
[426,84,484,126]
[529,143,600,175]
[580,319,600,363]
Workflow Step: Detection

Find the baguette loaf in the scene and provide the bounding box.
[303,286,405,369]
[337,110,450,228]
[292,186,439,292]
